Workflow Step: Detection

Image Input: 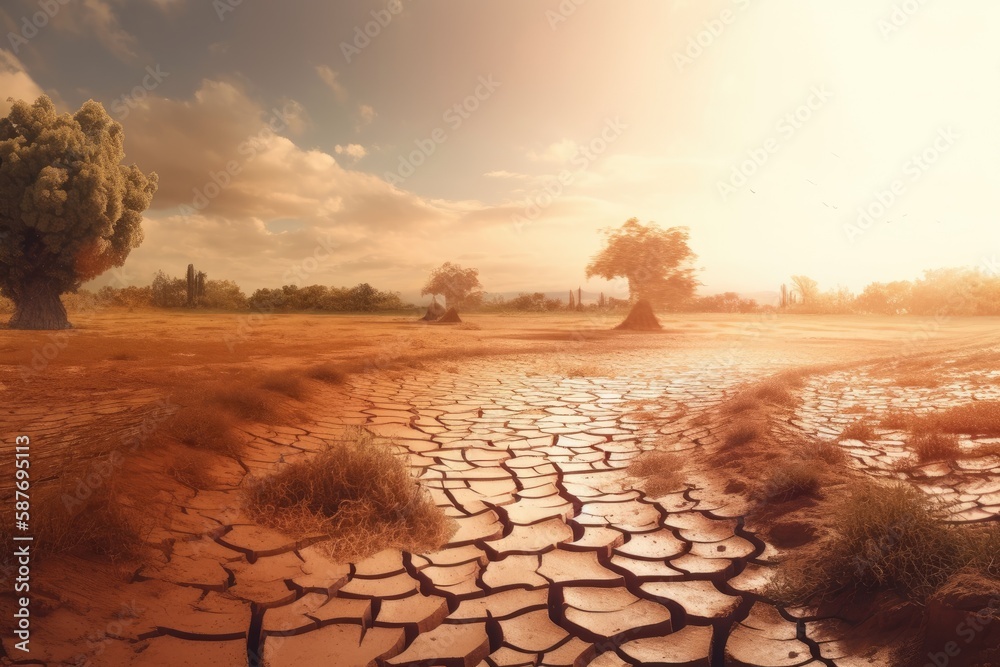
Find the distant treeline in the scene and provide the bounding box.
[1,266,995,316]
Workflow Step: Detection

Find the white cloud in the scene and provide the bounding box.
[484,170,529,180]
[335,143,367,160]
[314,65,348,101]
[0,50,47,115]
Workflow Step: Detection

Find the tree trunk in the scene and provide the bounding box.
[9,281,71,330]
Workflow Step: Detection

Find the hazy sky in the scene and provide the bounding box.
[2,0,999,302]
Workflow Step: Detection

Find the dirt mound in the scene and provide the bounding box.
[434,307,462,324]
[615,299,662,331]
[420,298,446,321]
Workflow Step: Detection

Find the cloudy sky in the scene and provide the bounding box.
[3,0,999,302]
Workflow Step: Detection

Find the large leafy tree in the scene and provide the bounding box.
[421,262,482,309]
[0,96,158,329]
[586,218,698,308]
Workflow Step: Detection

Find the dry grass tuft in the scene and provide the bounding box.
[0,483,147,570]
[760,462,822,502]
[879,410,914,430]
[211,385,280,422]
[913,401,1000,437]
[909,432,962,463]
[306,362,347,385]
[812,440,848,465]
[627,451,683,497]
[242,428,454,562]
[839,418,877,442]
[724,420,762,448]
[259,371,309,400]
[164,405,244,457]
[770,481,1000,604]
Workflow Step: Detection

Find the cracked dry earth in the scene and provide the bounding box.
[15,346,984,667]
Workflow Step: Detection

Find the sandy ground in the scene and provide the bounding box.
[1,310,999,666]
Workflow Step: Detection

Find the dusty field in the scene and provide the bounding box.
[1,310,999,666]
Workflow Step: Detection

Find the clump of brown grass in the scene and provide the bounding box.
[913,401,1000,437]
[0,483,148,570]
[242,428,454,562]
[562,363,613,378]
[259,371,309,400]
[812,440,848,465]
[306,362,347,385]
[770,481,999,604]
[910,432,962,463]
[760,462,822,502]
[164,405,244,457]
[724,420,761,448]
[879,410,914,430]
[627,451,682,497]
[839,418,877,442]
[211,385,280,422]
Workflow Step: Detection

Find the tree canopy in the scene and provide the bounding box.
[0,95,158,329]
[585,218,698,308]
[421,262,483,309]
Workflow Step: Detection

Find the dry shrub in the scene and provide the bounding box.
[0,482,147,570]
[211,385,280,422]
[164,405,244,457]
[879,410,914,430]
[812,440,848,466]
[724,420,761,448]
[760,462,821,502]
[770,481,998,604]
[752,377,796,406]
[242,428,453,561]
[839,418,877,442]
[259,371,309,400]
[306,362,347,385]
[910,432,962,463]
[914,401,1000,437]
[725,394,760,414]
[562,364,613,378]
[627,451,682,497]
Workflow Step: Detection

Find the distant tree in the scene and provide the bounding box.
[150,271,187,308]
[201,280,247,310]
[421,262,483,309]
[790,275,819,306]
[856,281,913,315]
[0,96,158,329]
[586,218,698,308]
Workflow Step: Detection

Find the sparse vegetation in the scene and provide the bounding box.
[771,481,1000,604]
[724,420,761,448]
[627,451,683,497]
[307,362,348,385]
[260,371,310,400]
[839,418,877,442]
[243,428,453,561]
[760,462,822,502]
[910,432,962,462]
